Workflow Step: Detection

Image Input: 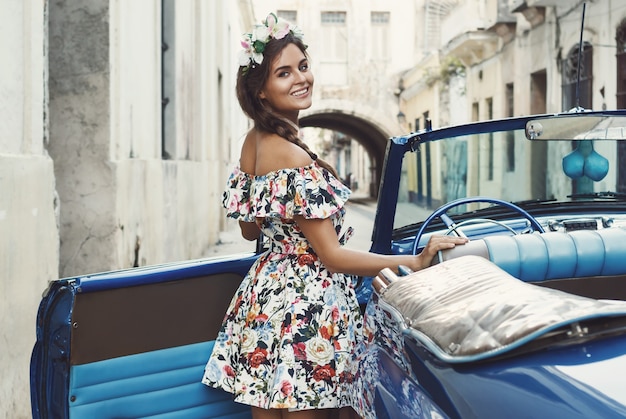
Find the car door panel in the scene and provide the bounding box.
[31,254,258,418]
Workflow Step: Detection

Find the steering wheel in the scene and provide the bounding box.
[443,218,518,236]
[411,197,545,255]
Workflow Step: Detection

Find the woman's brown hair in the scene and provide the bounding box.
[236,32,339,178]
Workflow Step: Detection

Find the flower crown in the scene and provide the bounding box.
[238,13,305,71]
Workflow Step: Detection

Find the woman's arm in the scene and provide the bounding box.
[295,216,468,277]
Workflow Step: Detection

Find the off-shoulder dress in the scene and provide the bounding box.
[202,161,363,411]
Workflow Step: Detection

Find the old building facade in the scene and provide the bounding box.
[399,0,626,208]
[1,2,55,417]
[1,0,252,416]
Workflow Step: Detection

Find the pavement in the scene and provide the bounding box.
[341,196,378,251]
[204,195,377,256]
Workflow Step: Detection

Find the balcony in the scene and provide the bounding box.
[511,0,581,26]
[513,0,580,7]
[510,1,544,26]
[443,30,499,67]
[486,0,517,43]
[437,0,500,65]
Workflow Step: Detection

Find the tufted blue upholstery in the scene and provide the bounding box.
[483,228,626,282]
[69,341,251,418]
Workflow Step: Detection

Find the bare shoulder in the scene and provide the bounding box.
[255,131,313,175]
[238,130,257,174]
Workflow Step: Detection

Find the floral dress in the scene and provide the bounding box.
[202,161,364,411]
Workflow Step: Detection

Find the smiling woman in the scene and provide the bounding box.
[200,12,466,419]
[201,15,360,419]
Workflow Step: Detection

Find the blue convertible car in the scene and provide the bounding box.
[31,110,626,418]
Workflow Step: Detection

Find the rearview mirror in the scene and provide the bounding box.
[525,115,626,141]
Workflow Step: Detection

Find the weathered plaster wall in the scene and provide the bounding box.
[48,0,116,277]
[109,0,232,269]
[48,0,239,278]
[0,1,58,417]
[0,0,250,415]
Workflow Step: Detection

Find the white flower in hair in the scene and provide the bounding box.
[291,25,305,40]
[238,12,306,72]
[265,13,290,39]
[239,34,264,66]
[252,24,271,44]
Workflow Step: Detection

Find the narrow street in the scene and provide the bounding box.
[342,197,378,251]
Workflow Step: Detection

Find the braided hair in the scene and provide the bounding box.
[236,32,339,178]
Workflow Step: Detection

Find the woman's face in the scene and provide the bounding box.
[259,43,314,120]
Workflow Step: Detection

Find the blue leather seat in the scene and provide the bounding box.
[483,228,626,282]
[69,341,251,418]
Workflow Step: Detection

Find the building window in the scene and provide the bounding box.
[505,83,515,172]
[505,83,514,117]
[319,12,348,85]
[617,18,626,107]
[321,11,346,24]
[371,12,390,61]
[530,70,547,114]
[472,102,479,121]
[561,42,593,111]
[486,98,493,181]
[371,11,389,24]
[162,0,175,160]
[277,10,297,24]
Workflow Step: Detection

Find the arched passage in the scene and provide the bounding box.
[300,103,400,198]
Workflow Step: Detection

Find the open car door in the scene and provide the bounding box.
[30,252,259,418]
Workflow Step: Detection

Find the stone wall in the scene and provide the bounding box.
[0,1,58,417]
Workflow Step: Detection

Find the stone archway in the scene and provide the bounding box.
[300,100,401,198]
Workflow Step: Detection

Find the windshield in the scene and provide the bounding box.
[394,125,621,230]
